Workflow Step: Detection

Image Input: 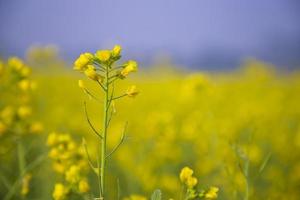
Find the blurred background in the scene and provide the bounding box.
[1,1,300,200]
[1,0,300,69]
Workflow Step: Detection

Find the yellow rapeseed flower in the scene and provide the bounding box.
[186,176,198,188]
[74,53,93,71]
[126,85,139,97]
[17,106,32,118]
[65,165,80,183]
[124,194,147,200]
[21,173,32,196]
[78,80,85,89]
[112,45,122,57]
[205,186,219,199]
[84,65,102,81]
[53,183,68,200]
[180,167,194,183]
[0,60,4,75]
[78,179,90,193]
[29,122,44,134]
[18,79,31,91]
[8,57,24,70]
[47,132,58,146]
[95,50,111,62]
[120,60,138,77]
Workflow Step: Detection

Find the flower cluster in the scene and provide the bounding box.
[179,167,219,200]
[74,45,139,98]
[47,132,90,200]
[0,57,43,199]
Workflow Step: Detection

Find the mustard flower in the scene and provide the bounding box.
[47,132,58,146]
[53,183,68,200]
[186,176,198,188]
[17,106,32,118]
[95,50,111,62]
[78,179,90,193]
[18,79,32,91]
[8,57,24,70]
[74,53,93,71]
[65,165,80,184]
[126,85,139,97]
[29,122,44,134]
[112,45,122,57]
[180,167,194,183]
[120,60,138,77]
[78,80,85,89]
[84,65,103,81]
[205,187,219,199]
[21,173,32,196]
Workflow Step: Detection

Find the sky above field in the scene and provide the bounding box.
[0,0,300,69]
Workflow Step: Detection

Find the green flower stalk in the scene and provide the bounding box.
[74,45,138,200]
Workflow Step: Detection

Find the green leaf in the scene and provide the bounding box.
[259,152,272,173]
[151,189,162,200]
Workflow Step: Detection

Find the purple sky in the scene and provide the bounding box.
[0,0,300,68]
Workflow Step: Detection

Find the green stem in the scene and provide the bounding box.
[244,160,249,200]
[17,139,26,176]
[100,65,109,199]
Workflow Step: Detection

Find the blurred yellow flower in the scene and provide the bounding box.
[29,122,44,134]
[78,179,90,193]
[8,57,24,70]
[78,79,85,89]
[21,173,32,196]
[17,106,32,118]
[121,60,138,77]
[84,65,102,81]
[112,45,122,57]
[205,186,219,199]
[47,132,58,146]
[126,85,139,97]
[186,176,198,188]
[53,183,68,200]
[65,165,80,184]
[95,50,111,62]
[74,53,93,71]
[180,167,194,183]
[18,79,32,91]
[124,194,147,200]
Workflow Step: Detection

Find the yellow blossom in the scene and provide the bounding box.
[180,167,194,183]
[78,179,90,193]
[53,183,68,200]
[78,80,85,89]
[21,173,32,196]
[124,194,147,200]
[65,165,80,183]
[84,65,102,81]
[29,122,44,134]
[8,57,24,70]
[205,187,219,199]
[47,132,58,146]
[17,106,32,118]
[18,79,32,91]
[20,66,31,77]
[95,50,111,62]
[74,53,93,71]
[112,45,122,57]
[120,60,138,77]
[186,176,198,188]
[126,85,139,97]
[0,60,3,75]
